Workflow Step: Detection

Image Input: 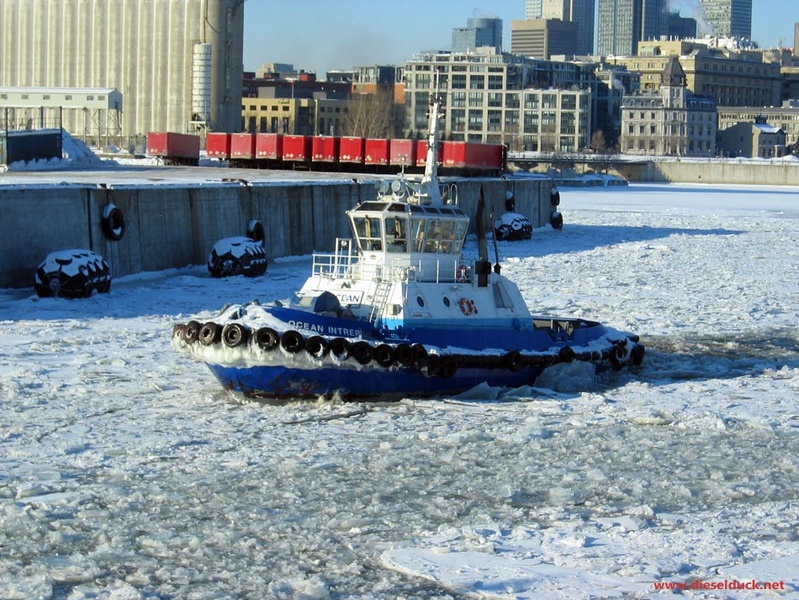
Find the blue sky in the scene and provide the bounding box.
[243,0,799,74]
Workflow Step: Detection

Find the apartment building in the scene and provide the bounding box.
[403,49,592,152]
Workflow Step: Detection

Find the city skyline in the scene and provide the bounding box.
[243,0,799,75]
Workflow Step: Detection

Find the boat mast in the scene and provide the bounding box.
[420,77,444,205]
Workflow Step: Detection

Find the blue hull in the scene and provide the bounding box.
[206,362,549,400]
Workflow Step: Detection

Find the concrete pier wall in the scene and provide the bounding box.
[0,177,554,288]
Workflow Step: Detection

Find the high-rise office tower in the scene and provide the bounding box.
[526,0,543,19]
[541,0,596,55]
[452,17,503,53]
[597,0,667,56]
[696,0,752,38]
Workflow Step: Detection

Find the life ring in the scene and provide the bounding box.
[456,265,470,283]
[394,267,408,282]
[458,297,477,316]
[102,203,125,241]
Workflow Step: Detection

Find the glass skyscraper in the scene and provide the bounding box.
[597,0,666,56]
[697,0,752,38]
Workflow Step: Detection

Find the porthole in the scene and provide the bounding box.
[443,297,451,307]
[416,296,425,307]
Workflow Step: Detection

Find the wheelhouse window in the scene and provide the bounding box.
[385,216,407,252]
[353,216,382,251]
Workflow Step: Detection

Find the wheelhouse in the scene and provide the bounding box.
[348,201,470,257]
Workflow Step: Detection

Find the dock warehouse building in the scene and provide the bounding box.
[0,0,244,145]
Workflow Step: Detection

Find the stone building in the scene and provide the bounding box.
[620,56,717,156]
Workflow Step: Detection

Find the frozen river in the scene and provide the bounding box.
[1,183,799,599]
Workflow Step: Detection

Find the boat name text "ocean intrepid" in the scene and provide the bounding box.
[287,320,363,338]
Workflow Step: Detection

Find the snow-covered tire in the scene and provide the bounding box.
[34,249,112,299]
[494,212,532,241]
[207,236,268,278]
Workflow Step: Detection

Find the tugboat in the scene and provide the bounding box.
[171,94,644,400]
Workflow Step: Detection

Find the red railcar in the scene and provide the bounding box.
[339,137,365,164]
[255,133,283,160]
[146,132,200,165]
[364,138,390,166]
[230,133,256,160]
[311,136,339,163]
[415,140,429,168]
[389,139,416,168]
[283,135,312,162]
[205,132,231,160]
[441,141,504,175]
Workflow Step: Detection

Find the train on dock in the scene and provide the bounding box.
[147,131,506,176]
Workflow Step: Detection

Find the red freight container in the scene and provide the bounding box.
[441,141,504,171]
[311,136,339,163]
[415,140,429,167]
[389,139,416,167]
[338,136,365,163]
[283,135,312,161]
[364,138,390,165]
[146,132,200,160]
[255,133,283,160]
[205,132,231,159]
[230,133,256,159]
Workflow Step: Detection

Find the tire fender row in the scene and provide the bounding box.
[173,322,645,375]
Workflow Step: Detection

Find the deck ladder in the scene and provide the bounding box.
[369,280,392,326]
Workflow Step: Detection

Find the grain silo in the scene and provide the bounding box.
[0,0,244,146]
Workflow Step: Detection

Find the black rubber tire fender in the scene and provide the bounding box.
[223,323,250,347]
[351,341,373,365]
[280,330,305,353]
[394,343,414,367]
[329,338,351,360]
[199,322,222,346]
[184,320,201,344]
[255,327,280,351]
[102,204,125,241]
[306,335,329,359]
[374,344,395,368]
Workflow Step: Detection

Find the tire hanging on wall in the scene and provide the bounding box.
[247,219,266,244]
[102,203,126,241]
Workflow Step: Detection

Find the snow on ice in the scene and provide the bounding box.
[1,182,799,599]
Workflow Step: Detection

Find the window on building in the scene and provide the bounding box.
[470,75,485,89]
